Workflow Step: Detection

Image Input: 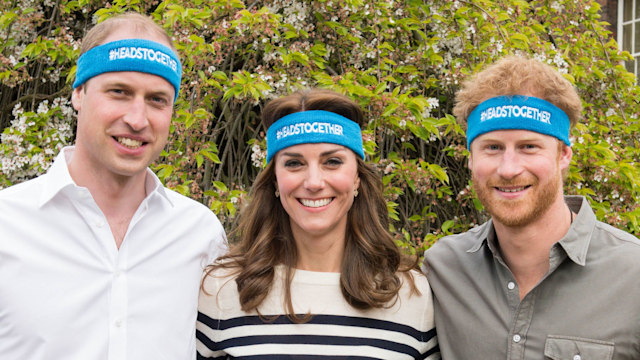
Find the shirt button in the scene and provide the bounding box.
[507,281,516,290]
[115,319,122,327]
[573,356,581,360]
[513,334,521,343]
[95,220,105,228]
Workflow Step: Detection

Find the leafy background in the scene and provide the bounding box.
[1,0,639,254]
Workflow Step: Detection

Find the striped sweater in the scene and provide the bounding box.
[196,265,440,359]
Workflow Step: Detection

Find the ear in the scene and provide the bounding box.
[354,174,361,191]
[71,86,83,111]
[467,151,473,170]
[559,144,572,171]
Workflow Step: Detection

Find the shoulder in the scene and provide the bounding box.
[590,220,640,264]
[0,177,45,215]
[422,222,493,285]
[199,264,244,317]
[396,270,433,309]
[392,270,436,330]
[201,265,238,294]
[163,187,215,216]
[594,220,640,245]
[425,221,491,261]
[402,269,431,294]
[161,187,224,231]
[0,176,43,200]
[154,187,228,259]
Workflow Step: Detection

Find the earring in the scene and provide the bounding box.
[354,189,359,198]
[275,189,280,198]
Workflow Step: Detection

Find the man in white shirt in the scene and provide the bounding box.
[0,13,227,359]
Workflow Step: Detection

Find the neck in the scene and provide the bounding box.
[493,194,572,299]
[68,152,148,249]
[292,229,345,273]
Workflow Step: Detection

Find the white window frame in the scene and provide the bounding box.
[619,0,640,79]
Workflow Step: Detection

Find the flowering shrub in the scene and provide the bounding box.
[1,0,638,252]
[0,99,74,187]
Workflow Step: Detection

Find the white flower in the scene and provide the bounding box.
[250,143,265,168]
[550,1,563,11]
[384,163,396,174]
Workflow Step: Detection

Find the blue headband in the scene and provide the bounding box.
[466,95,571,148]
[73,38,182,100]
[266,110,365,163]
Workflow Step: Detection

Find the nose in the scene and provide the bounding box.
[122,97,149,131]
[496,148,524,179]
[304,164,325,191]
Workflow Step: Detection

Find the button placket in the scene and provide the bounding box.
[107,251,128,360]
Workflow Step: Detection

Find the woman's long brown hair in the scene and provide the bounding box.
[203,89,419,321]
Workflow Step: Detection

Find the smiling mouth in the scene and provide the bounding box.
[495,185,530,193]
[299,198,333,208]
[115,137,144,149]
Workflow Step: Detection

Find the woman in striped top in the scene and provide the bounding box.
[197,89,440,360]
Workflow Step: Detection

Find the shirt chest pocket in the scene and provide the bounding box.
[544,335,614,360]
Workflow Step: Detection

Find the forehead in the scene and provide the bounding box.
[473,129,558,144]
[88,71,174,92]
[101,26,172,48]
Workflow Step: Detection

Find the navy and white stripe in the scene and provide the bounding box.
[196,313,438,359]
[197,266,440,359]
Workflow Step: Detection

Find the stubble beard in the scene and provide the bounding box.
[473,168,563,228]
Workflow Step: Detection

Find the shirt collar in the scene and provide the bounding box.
[144,166,173,206]
[466,220,494,254]
[39,146,173,207]
[466,196,596,267]
[556,195,596,266]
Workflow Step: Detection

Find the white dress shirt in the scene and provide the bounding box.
[0,147,227,360]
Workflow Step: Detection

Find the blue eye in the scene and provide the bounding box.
[149,96,169,107]
[326,158,343,166]
[284,159,302,168]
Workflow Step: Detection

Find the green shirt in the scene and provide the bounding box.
[424,196,640,360]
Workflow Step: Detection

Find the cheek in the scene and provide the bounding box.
[274,172,300,195]
[531,160,558,179]
[152,111,173,135]
[335,172,360,193]
[469,157,494,179]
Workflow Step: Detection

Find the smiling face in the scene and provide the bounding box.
[70,27,175,183]
[274,143,360,246]
[469,129,571,228]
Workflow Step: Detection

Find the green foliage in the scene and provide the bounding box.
[1,0,639,256]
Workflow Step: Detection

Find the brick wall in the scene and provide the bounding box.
[597,0,618,39]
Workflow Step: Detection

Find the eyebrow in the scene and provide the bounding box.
[101,81,131,89]
[280,147,346,158]
[477,135,546,143]
[103,81,172,97]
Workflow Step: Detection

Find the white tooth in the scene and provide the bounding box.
[117,137,142,148]
[300,198,332,208]
[500,187,525,193]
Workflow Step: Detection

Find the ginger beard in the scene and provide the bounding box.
[473,157,564,228]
